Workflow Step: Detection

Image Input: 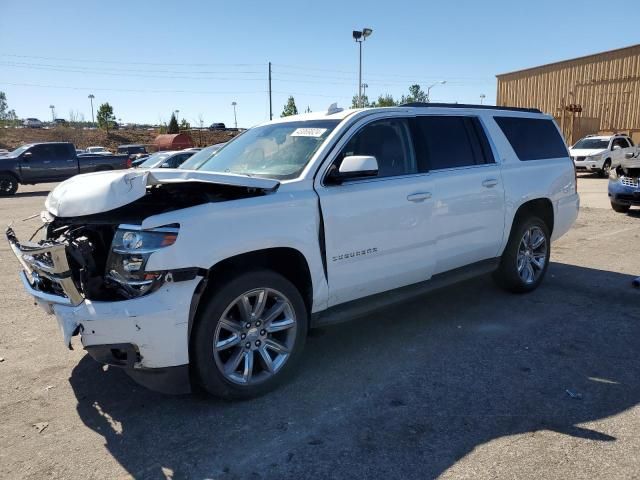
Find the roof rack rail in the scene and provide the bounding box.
[400,102,542,114]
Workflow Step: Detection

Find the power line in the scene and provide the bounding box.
[0,62,266,82]
[0,53,263,67]
[1,60,262,75]
[0,81,352,99]
[0,81,264,95]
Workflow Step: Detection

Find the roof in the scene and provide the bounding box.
[496,43,640,78]
[269,103,544,126]
[400,102,541,113]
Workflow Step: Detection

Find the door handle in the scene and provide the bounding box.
[43,160,51,164]
[482,178,498,188]
[407,192,432,202]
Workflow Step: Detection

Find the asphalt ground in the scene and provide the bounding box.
[0,173,638,479]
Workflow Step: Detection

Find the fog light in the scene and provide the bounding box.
[123,257,144,272]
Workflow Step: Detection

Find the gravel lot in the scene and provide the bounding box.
[1,173,639,479]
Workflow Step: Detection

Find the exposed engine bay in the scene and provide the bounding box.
[36,182,267,301]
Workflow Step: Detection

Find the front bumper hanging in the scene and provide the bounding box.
[6,226,83,306]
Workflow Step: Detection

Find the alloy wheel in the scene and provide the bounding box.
[516,226,547,284]
[213,288,297,385]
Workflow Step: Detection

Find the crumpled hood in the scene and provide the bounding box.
[568,148,607,157]
[45,168,280,218]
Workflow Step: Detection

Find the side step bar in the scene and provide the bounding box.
[311,258,500,327]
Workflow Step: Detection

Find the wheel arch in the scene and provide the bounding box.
[188,247,314,337]
[511,198,554,237]
[0,170,20,182]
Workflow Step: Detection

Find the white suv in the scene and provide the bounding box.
[7,103,579,398]
[570,134,637,177]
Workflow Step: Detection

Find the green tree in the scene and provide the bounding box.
[167,113,179,133]
[351,94,371,108]
[180,118,191,130]
[401,84,427,104]
[281,96,298,117]
[96,102,115,133]
[0,91,11,121]
[373,94,397,107]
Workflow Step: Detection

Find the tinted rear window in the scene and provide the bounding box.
[412,116,494,171]
[494,117,568,161]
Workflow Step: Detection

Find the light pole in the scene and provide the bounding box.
[174,110,180,124]
[231,101,237,129]
[353,27,373,108]
[426,80,446,103]
[49,105,55,122]
[479,94,486,105]
[88,94,95,125]
[361,83,368,103]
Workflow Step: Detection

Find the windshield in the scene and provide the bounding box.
[138,152,171,168]
[180,144,225,170]
[573,138,608,150]
[9,145,32,156]
[196,120,340,179]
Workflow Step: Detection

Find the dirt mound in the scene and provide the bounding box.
[0,127,237,152]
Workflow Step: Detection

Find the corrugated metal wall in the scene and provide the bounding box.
[497,45,640,143]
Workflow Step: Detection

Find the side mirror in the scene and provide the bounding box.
[626,152,636,159]
[336,155,379,180]
[22,151,32,160]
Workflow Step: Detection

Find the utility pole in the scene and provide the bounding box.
[426,80,446,103]
[479,94,486,105]
[49,105,55,122]
[268,62,273,121]
[352,28,373,108]
[231,101,238,129]
[88,94,95,125]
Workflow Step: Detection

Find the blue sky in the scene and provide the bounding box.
[1,0,638,128]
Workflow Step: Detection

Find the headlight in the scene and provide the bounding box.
[105,224,178,297]
[588,154,602,162]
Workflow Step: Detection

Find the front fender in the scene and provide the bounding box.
[139,188,329,312]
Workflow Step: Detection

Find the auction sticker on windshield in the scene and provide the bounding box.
[291,128,327,137]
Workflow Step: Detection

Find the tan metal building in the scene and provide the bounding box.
[496,44,640,144]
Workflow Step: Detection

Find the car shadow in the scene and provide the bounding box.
[577,172,604,179]
[69,263,640,479]
[5,190,51,198]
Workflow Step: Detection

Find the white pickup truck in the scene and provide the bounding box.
[6,103,579,398]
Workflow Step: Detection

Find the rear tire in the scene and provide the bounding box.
[192,270,308,399]
[611,202,630,213]
[0,174,18,196]
[493,216,551,293]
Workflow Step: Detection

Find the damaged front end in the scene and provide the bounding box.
[609,155,640,207]
[5,169,280,393]
[8,169,279,305]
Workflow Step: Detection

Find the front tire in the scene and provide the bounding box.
[494,216,551,293]
[0,174,18,196]
[611,202,630,213]
[192,270,308,399]
[600,159,612,178]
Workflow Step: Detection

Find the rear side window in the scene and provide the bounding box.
[412,116,493,171]
[612,137,630,149]
[494,116,568,161]
[52,144,71,158]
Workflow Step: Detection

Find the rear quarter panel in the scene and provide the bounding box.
[480,112,579,250]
